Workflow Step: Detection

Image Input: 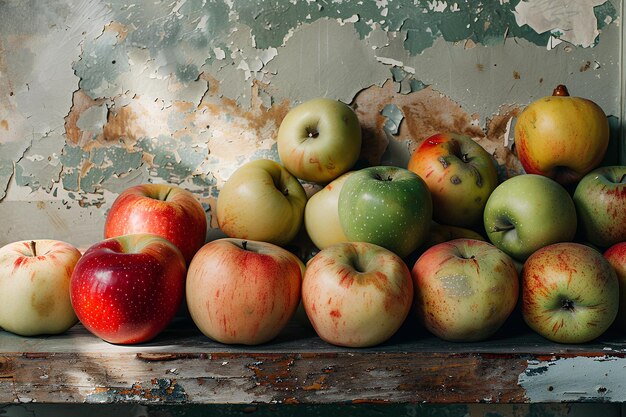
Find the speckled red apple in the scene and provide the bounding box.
[104,183,207,265]
[70,234,187,344]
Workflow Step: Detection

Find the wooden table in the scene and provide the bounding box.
[2,315,626,405]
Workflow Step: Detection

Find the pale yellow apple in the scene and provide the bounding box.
[304,172,353,250]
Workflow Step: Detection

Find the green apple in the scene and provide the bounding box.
[573,166,626,248]
[523,242,618,343]
[407,133,498,228]
[216,159,307,246]
[304,172,352,250]
[483,174,577,261]
[338,166,433,258]
[277,98,362,183]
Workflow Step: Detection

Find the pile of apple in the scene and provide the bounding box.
[1,87,625,348]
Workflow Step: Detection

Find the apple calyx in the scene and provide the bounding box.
[552,85,570,97]
[561,298,575,312]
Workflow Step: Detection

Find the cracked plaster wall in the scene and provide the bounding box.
[0,0,622,248]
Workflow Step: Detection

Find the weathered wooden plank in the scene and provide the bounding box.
[2,321,626,405]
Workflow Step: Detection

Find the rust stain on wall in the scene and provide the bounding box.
[64,90,106,145]
[102,104,145,145]
[353,80,485,165]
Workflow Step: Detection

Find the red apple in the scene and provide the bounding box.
[0,240,81,336]
[70,234,187,344]
[604,242,626,331]
[186,238,303,345]
[522,242,618,343]
[412,239,519,342]
[104,183,207,264]
[408,133,498,228]
[302,242,413,347]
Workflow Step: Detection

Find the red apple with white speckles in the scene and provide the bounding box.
[407,133,498,228]
[412,239,519,342]
[302,242,413,347]
[70,234,187,344]
[104,183,207,265]
[185,238,303,345]
[522,242,618,343]
[0,240,81,336]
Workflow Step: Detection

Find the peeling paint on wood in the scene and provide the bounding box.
[518,355,626,403]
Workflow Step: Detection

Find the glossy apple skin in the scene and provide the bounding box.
[0,240,81,336]
[304,172,352,250]
[412,239,518,342]
[302,242,413,347]
[483,174,577,261]
[604,242,626,331]
[522,242,618,344]
[338,166,433,259]
[573,166,626,248]
[70,234,187,345]
[514,86,609,185]
[104,184,207,265]
[407,133,498,228]
[186,238,303,345]
[217,159,307,247]
[277,98,362,183]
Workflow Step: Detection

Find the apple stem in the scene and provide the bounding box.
[242,240,248,251]
[552,85,570,97]
[461,153,470,163]
[163,187,173,201]
[492,224,515,233]
[619,173,626,184]
[29,240,37,257]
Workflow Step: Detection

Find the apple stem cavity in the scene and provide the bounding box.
[552,85,570,97]
[29,240,37,257]
[306,127,320,139]
[374,173,393,182]
[492,224,515,233]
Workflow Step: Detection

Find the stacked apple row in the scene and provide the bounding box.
[1,88,625,348]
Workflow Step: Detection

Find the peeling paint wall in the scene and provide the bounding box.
[0,0,622,247]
